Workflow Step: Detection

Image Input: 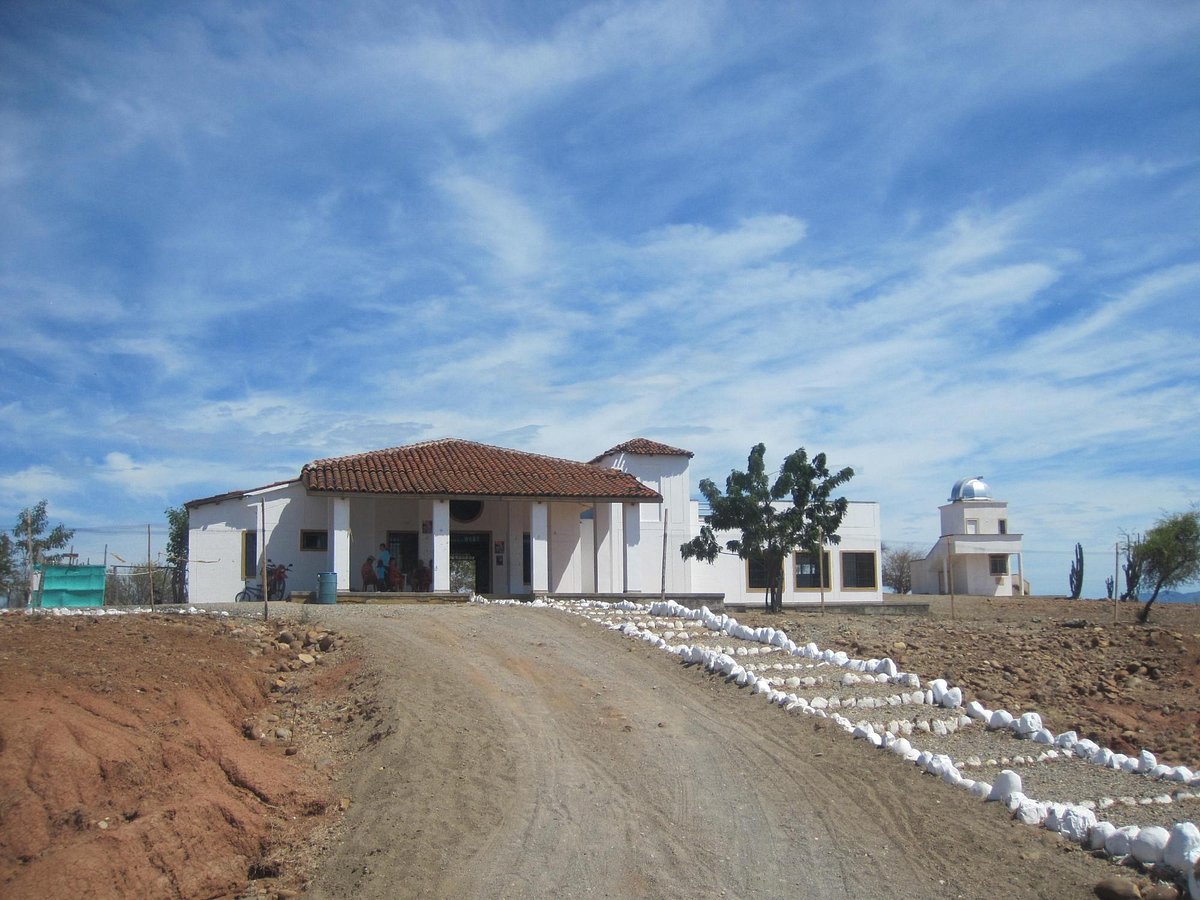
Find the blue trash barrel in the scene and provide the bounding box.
[316,572,338,605]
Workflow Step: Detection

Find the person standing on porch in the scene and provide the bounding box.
[376,543,390,588]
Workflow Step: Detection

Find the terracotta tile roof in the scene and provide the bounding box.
[301,439,662,501]
[589,437,694,463]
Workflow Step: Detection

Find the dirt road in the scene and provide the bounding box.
[302,604,1113,899]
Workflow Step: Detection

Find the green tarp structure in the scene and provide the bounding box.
[35,565,106,608]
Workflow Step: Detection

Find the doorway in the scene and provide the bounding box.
[450,531,491,594]
[386,531,419,588]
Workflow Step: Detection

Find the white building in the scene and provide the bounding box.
[910,476,1027,597]
[186,437,883,607]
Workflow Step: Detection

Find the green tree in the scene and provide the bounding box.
[882,544,921,595]
[11,500,75,606]
[0,533,18,602]
[681,443,854,613]
[165,505,189,603]
[1136,510,1200,624]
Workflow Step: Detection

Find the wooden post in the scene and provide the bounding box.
[26,510,34,608]
[1114,541,1120,625]
[818,529,826,616]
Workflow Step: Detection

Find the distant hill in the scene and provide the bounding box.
[1153,589,1200,604]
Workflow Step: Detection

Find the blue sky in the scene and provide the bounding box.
[2,1,1198,596]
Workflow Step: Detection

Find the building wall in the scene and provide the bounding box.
[940,499,1010,536]
[687,501,883,605]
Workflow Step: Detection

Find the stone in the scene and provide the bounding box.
[1163,822,1200,875]
[1092,876,1141,900]
[1142,885,1180,900]
[987,769,1022,802]
[297,652,316,665]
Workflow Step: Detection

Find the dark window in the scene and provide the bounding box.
[300,530,328,552]
[998,519,1008,535]
[794,550,831,589]
[989,554,1009,576]
[450,500,483,523]
[242,530,258,579]
[522,533,531,586]
[747,555,780,590]
[841,551,877,589]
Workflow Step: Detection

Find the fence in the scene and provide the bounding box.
[105,565,186,606]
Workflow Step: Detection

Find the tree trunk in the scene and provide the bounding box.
[1137,578,1167,624]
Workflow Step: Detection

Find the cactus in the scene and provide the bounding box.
[1068,542,1084,599]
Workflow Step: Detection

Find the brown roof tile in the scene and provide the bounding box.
[301,439,661,501]
[589,437,694,463]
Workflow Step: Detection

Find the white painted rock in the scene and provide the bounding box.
[1032,728,1054,745]
[1104,825,1140,858]
[1014,798,1047,826]
[987,770,1022,802]
[1163,822,1200,875]
[1012,712,1043,737]
[966,700,989,720]
[1087,821,1116,851]
[1136,749,1157,773]
[891,737,912,757]
[988,710,1013,731]
[1130,825,1170,866]
[968,780,991,800]
[1058,806,1096,843]
[1054,730,1078,749]
[940,687,963,709]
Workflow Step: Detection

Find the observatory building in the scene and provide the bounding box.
[910,476,1027,597]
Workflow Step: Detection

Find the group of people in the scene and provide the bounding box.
[360,543,432,592]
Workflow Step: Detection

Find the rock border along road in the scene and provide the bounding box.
[298,603,1119,899]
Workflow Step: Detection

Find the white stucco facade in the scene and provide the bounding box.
[186,438,884,607]
[910,478,1027,597]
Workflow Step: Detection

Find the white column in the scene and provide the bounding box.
[1016,551,1025,595]
[530,501,549,594]
[622,502,641,593]
[507,502,524,594]
[330,497,351,590]
[594,502,623,593]
[432,499,450,591]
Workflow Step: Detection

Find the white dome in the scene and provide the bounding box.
[949,476,991,502]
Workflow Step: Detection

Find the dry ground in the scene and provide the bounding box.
[0,594,1195,898]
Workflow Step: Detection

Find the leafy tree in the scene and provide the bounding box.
[1136,510,1200,624]
[10,501,74,605]
[165,505,189,604]
[681,443,854,613]
[0,533,17,601]
[882,544,922,595]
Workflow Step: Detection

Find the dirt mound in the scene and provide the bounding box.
[0,612,350,899]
